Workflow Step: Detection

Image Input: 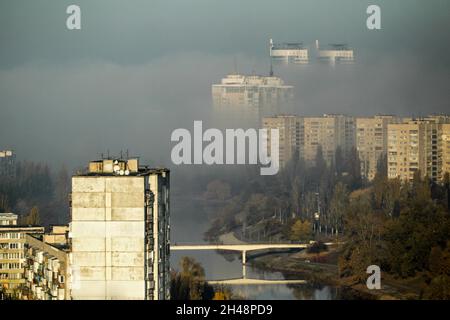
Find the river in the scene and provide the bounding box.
[170,198,341,300]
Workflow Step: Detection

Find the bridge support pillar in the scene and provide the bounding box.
[242,250,247,279]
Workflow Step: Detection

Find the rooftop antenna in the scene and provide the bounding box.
[107,149,110,159]
[126,149,129,160]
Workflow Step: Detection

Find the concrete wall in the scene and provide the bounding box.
[70,176,146,300]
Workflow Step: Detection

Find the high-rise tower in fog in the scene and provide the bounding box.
[212,74,293,128]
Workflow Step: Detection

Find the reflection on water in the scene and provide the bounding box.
[171,198,339,300]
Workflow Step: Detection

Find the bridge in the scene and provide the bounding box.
[207,278,307,285]
[171,242,335,284]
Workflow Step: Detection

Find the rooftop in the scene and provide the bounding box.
[0,225,44,231]
[320,44,353,51]
[0,213,18,219]
[272,42,306,50]
[77,158,169,177]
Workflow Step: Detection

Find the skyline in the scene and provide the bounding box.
[1,1,449,167]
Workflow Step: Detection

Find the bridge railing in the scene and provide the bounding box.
[171,240,316,246]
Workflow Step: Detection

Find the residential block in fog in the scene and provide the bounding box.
[212,73,294,127]
[356,115,400,181]
[269,39,355,65]
[303,114,356,166]
[70,158,170,300]
[262,115,303,168]
[263,114,356,167]
[263,114,450,183]
[387,116,450,182]
[269,39,309,64]
[316,41,355,65]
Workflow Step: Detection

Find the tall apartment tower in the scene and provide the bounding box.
[356,115,399,181]
[316,42,355,65]
[212,74,294,128]
[70,158,170,300]
[262,115,303,167]
[303,115,355,166]
[387,117,450,182]
[269,39,309,64]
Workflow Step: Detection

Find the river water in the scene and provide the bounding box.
[170,198,340,300]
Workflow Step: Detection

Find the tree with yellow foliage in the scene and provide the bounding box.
[289,219,312,242]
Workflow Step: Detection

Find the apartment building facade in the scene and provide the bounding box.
[70,158,170,300]
[22,234,70,300]
[270,39,309,64]
[356,115,399,181]
[316,42,355,64]
[212,74,294,127]
[303,115,355,166]
[443,124,450,179]
[0,213,44,297]
[387,117,450,182]
[262,115,303,167]
[262,114,356,167]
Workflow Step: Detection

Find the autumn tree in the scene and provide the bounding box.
[170,257,214,300]
[22,206,40,225]
[289,219,312,242]
[328,182,349,236]
[0,194,9,212]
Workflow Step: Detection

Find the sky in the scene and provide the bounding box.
[0,0,449,167]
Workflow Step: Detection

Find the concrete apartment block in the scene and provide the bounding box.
[70,160,170,300]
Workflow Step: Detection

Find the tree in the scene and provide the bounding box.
[289,219,312,242]
[424,242,450,299]
[212,285,234,300]
[334,146,345,177]
[314,145,327,178]
[339,193,385,281]
[344,147,362,189]
[329,182,349,236]
[375,153,387,179]
[23,206,40,225]
[290,176,302,218]
[170,257,214,300]
[0,194,9,212]
[444,172,450,211]
[54,165,70,204]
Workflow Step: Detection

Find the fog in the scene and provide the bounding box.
[0,0,449,169]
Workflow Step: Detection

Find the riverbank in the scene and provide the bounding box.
[247,247,422,300]
[215,228,421,299]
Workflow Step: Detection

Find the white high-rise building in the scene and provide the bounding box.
[212,74,294,128]
[316,41,355,65]
[269,39,309,64]
[69,158,170,300]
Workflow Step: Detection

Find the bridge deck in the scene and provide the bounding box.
[170,243,311,252]
[207,278,307,285]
